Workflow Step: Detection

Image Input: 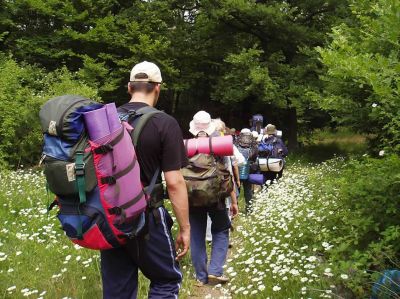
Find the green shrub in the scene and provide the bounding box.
[316,0,400,155]
[311,155,400,297]
[0,55,99,168]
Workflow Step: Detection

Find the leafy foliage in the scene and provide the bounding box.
[0,55,98,168]
[316,0,400,153]
[198,0,350,147]
[309,155,400,297]
[0,0,351,147]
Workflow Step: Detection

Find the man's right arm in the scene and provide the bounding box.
[164,170,190,260]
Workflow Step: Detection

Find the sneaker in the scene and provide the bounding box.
[208,274,229,285]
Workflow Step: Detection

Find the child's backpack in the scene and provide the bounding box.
[181,146,233,208]
[40,95,161,250]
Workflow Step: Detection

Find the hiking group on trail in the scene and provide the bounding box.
[39,61,288,298]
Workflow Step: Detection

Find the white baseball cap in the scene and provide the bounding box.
[130,61,162,83]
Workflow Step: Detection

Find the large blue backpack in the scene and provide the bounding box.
[40,95,161,250]
[258,136,284,158]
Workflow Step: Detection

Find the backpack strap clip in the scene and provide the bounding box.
[93,127,125,155]
[108,207,120,215]
[74,160,85,177]
[101,176,117,185]
[74,151,87,205]
[108,207,127,224]
[100,157,137,185]
[94,144,114,154]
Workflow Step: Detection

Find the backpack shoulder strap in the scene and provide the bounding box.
[131,106,163,147]
[122,106,164,193]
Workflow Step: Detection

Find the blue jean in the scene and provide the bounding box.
[189,208,231,283]
[241,179,253,214]
[100,207,182,299]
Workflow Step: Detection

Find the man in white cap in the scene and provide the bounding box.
[185,111,238,286]
[101,61,190,299]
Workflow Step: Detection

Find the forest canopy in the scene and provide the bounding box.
[0,0,398,166]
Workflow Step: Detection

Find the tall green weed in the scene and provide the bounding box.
[310,155,400,297]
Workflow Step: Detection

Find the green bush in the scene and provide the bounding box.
[316,0,400,155]
[311,155,400,297]
[0,55,99,168]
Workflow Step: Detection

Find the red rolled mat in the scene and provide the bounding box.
[184,135,233,157]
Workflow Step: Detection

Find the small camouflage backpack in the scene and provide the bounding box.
[182,153,233,208]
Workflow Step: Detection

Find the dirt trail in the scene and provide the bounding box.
[188,284,228,298]
[188,234,236,299]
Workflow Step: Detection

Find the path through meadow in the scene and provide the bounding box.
[0,160,350,298]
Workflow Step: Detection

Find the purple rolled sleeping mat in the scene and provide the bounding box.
[84,103,122,142]
[248,173,265,185]
[84,103,147,223]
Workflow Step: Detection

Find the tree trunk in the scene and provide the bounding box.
[286,107,298,151]
[171,91,180,115]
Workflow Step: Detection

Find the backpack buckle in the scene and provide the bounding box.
[108,207,122,215]
[74,162,85,176]
[101,176,116,185]
[94,144,113,154]
[124,111,138,123]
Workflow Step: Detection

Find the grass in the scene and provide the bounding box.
[290,127,368,164]
[222,160,347,298]
[0,130,378,298]
[0,160,349,299]
[0,169,196,299]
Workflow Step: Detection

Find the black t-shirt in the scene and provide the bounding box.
[118,102,188,186]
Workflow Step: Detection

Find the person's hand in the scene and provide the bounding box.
[230,202,239,218]
[175,227,190,261]
[236,180,241,189]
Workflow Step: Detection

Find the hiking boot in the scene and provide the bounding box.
[208,274,229,285]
